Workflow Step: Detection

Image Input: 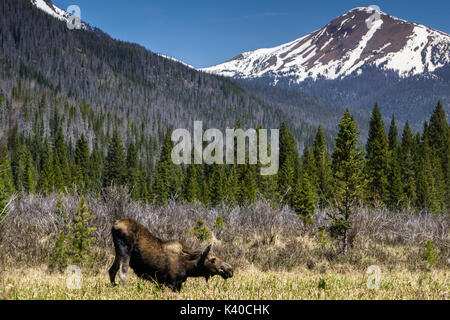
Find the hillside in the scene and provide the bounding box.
[0,0,350,164]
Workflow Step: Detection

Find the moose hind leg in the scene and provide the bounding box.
[108,255,120,286]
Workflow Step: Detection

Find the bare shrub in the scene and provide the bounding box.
[0,192,448,271]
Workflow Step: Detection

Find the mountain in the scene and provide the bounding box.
[30,0,89,30]
[203,7,450,124]
[0,0,351,165]
[204,7,450,83]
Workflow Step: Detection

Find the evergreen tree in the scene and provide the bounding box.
[278,123,299,206]
[238,164,257,205]
[386,116,404,209]
[386,146,405,209]
[74,134,90,187]
[53,151,64,192]
[0,143,14,218]
[388,115,399,151]
[54,127,71,187]
[365,104,389,204]
[426,101,449,209]
[400,121,417,207]
[209,164,225,206]
[292,172,316,225]
[331,109,365,254]
[184,164,201,203]
[416,133,446,213]
[37,139,54,194]
[225,165,240,206]
[67,197,96,266]
[103,129,126,187]
[312,126,333,207]
[126,142,139,200]
[88,140,103,193]
[152,131,183,204]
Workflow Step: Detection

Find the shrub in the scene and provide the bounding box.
[192,219,211,241]
[420,240,438,266]
[318,278,327,290]
[67,197,96,267]
[48,197,70,272]
[213,214,226,230]
[49,197,96,271]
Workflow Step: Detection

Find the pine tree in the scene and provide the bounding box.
[426,101,449,209]
[54,127,71,187]
[225,165,239,206]
[126,142,139,200]
[88,140,103,193]
[386,116,404,209]
[238,164,257,205]
[400,121,417,207]
[152,131,183,204]
[278,123,299,206]
[388,115,399,151]
[416,133,446,214]
[103,129,126,187]
[37,139,54,195]
[313,126,333,207]
[331,109,365,254]
[21,147,35,194]
[386,147,404,209]
[209,164,225,206]
[66,197,96,267]
[292,172,316,225]
[53,151,64,192]
[74,134,90,187]
[365,104,389,204]
[0,143,14,219]
[184,164,201,203]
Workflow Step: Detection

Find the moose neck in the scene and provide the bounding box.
[185,258,208,278]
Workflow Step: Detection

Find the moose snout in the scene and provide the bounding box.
[220,262,233,279]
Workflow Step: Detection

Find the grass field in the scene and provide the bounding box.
[1,266,448,300]
[1,196,448,300]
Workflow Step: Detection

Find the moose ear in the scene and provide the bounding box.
[202,244,212,257]
[198,244,212,265]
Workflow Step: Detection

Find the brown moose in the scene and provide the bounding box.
[109,219,233,292]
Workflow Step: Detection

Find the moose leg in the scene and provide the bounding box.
[108,255,120,286]
[110,230,132,286]
[118,255,131,286]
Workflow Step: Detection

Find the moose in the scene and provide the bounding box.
[109,219,233,292]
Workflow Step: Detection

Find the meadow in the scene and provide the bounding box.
[0,190,448,300]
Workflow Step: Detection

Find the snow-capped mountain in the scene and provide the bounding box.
[30,0,89,30]
[203,7,450,84]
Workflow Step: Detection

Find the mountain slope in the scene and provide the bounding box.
[203,7,450,124]
[203,7,450,83]
[0,0,351,163]
[30,0,89,30]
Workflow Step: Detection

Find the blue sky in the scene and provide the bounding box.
[53,0,450,68]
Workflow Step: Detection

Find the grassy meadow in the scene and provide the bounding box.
[0,193,448,300]
[1,265,448,300]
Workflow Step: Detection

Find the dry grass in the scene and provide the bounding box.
[0,192,448,300]
[1,265,448,300]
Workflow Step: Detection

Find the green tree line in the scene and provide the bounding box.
[0,102,449,216]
